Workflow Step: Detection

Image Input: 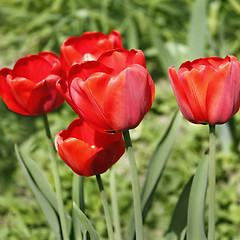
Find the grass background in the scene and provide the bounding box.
[1,0,240,239]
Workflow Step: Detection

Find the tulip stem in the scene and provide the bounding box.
[110,167,122,240]
[208,124,216,240]
[72,173,83,240]
[43,114,69,240]
[96,174,114,240]
[123,130,143,240]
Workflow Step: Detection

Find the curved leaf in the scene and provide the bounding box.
[166,176,193,239]
[187,152,208,240]
[15,144,61,240]
[73,202,99,240]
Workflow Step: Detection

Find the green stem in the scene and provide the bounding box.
[72,173,82,240]
[79,176,85,213]
[96,174,114,240]
[208,124,216,240]
[123,130,143,240]
[43,114,69,240]
[110,168,122,240]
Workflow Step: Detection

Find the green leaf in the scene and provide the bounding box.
[15,144,62,240]
[187,152,208,240]
[126,16,139,49]
[73,202,100,240]
[18,146,58,212]
[188,0,208,59]
[216,123,232,154]
[166,176,193,239]
[127,110,182,239]
[149,24,177,76]
[141,110,182,219]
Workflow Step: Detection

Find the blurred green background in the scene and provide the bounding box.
[1,0,240,239]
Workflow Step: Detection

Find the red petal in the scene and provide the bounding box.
[168,66,196,123]
[56,136,96,176]
[104,64,154,131]
[98,49,129,73]
[206,61,240,124]
[70,74,113,131]
[8,77,35,113]
[13,55,52,83]
[0,69,29,115]
[108,30,123,48]
[27,75,64,114]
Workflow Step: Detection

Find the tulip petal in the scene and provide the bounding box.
[0,69,29,115]
[108,30,123,48]
[178,66,213,123]
[57,78,80,114]
[70,74,113,131]
[207,61,240,124]
[28,75,63,114]
[13,56,52,83]
[126,49,146,68]
[168,66,196,123]
[98,49,129,73]
[8,77,36,112]
[104,64,154,131]
[57,137,96,176]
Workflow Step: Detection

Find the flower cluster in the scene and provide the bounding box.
[0,30,155,176]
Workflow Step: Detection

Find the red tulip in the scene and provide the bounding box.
[60,30,122,74]
[0,52,64,115]
[55,118,125,177]
[57,48,155,132]
[168,55,240,124]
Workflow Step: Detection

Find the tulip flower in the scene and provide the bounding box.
[0,52,64,115]
[57,48,155,132]
[55,118,125,177]
[168,55,240,125]
[60,30,122,74]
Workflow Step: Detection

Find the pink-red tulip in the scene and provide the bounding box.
[55,118,125,177]
[60,30,122,74]
[0,52,64,115]
[57,48,155,132]
[168,55,240,124]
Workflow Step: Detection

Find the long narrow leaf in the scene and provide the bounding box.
[127,110,182,239]
[141,110,182,219]
[149,24,176,76]
[73,202,100,240]
[15,144,61,240]
[19,148,58,212]
[166,176,193,239]
[188,0,208,59]
[187,152,208,240]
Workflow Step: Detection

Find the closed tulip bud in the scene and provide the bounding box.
[168,55,240,125]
